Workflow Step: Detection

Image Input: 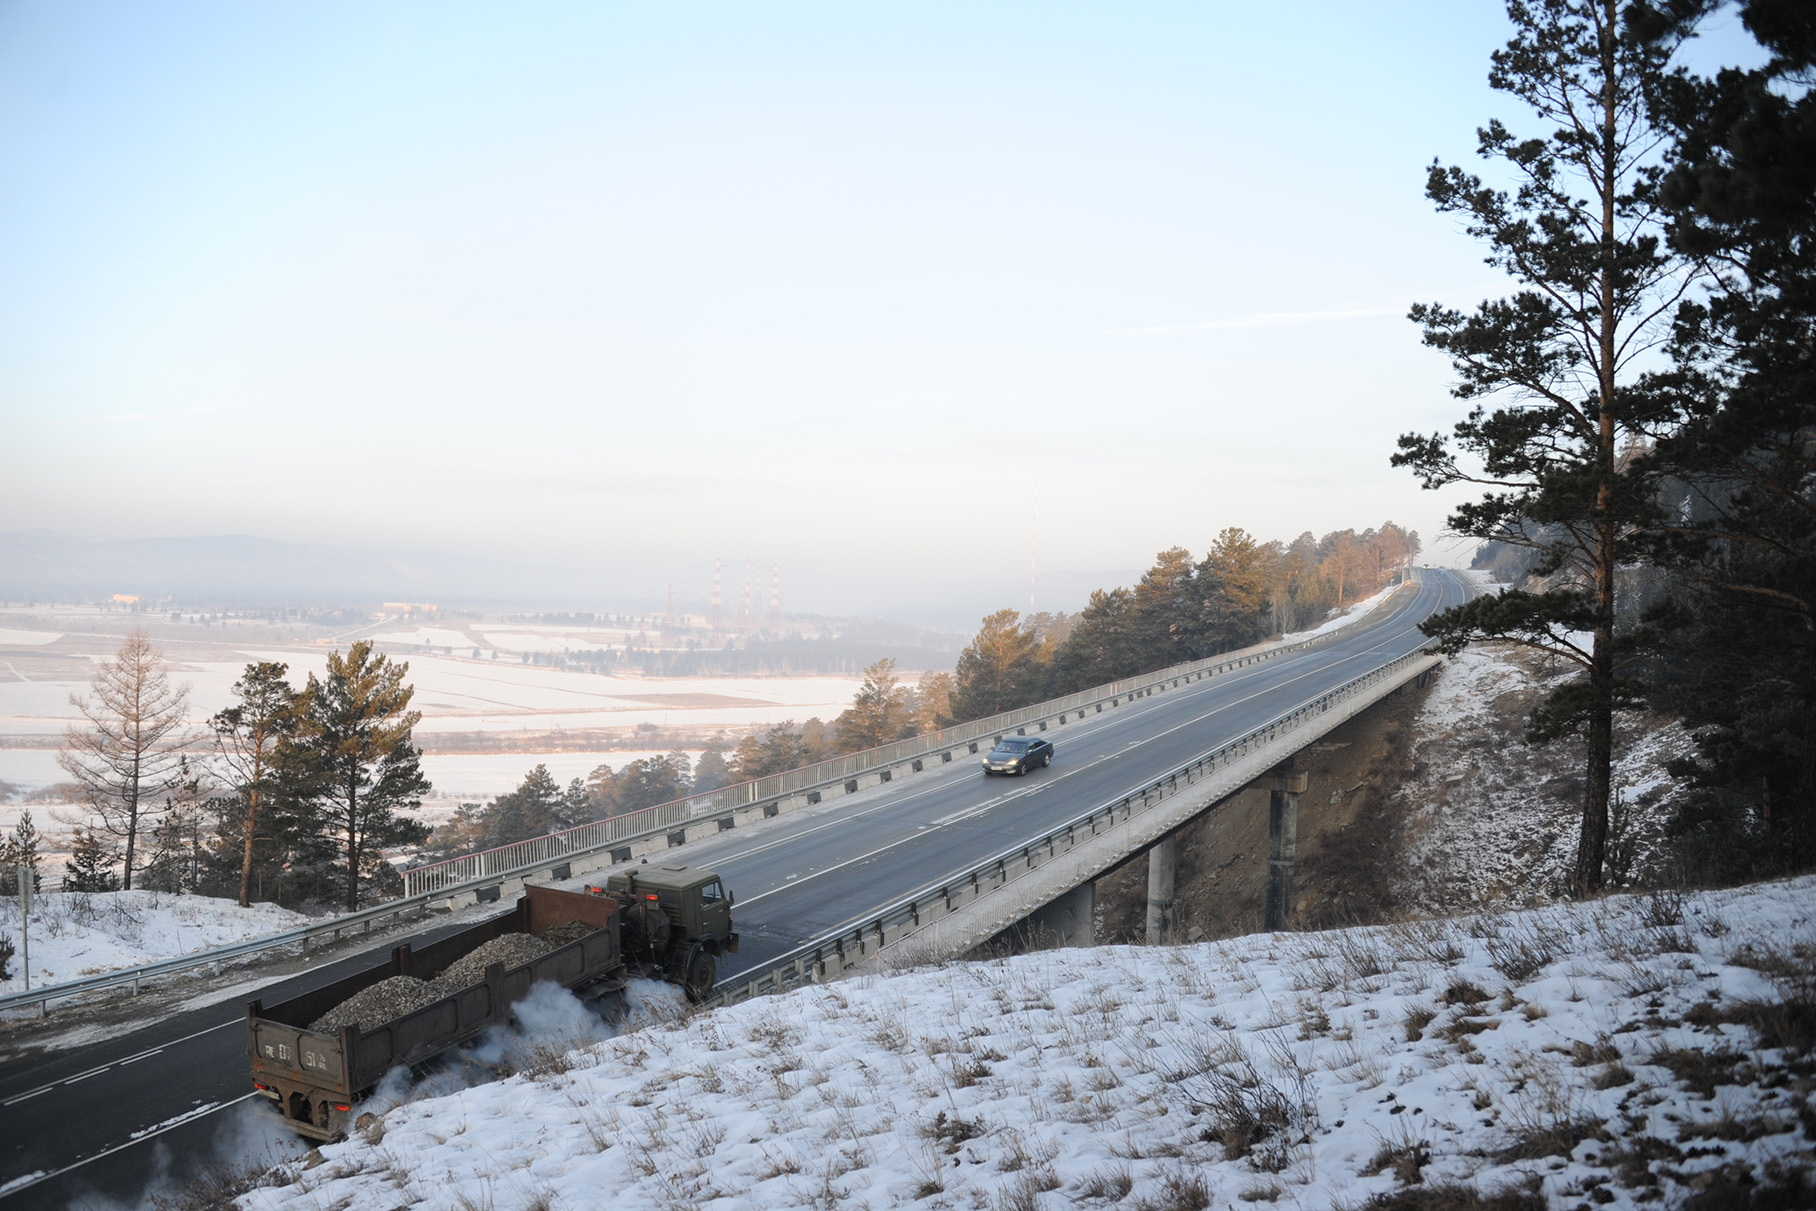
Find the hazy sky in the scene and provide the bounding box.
[0,3,1765,620]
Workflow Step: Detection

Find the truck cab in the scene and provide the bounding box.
[591,864,739,1000]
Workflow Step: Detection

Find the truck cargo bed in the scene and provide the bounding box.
[247,884,622,1139]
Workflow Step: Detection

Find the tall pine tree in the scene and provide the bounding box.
[210,662,299,908]
[290,642,430,911]
[1394,0,1696,895]
[1630,0,1816,877]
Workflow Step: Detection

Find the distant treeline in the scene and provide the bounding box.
[943,525,1419,722]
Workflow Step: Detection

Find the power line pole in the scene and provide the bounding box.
[1030,486,1039,615]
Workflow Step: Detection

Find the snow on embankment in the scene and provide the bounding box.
[240,877,1815,1211]
[0,891,310,996]
[1394,644,1693,911]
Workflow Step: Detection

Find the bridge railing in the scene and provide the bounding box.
[712,647,1440,1005]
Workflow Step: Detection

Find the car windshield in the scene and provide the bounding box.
[996,739,1031,751]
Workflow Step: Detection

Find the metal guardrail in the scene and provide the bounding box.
[0,579,1427,1018]
[0,890,440,1016]
[712,648,1440,1006]
[399,585,1422,898]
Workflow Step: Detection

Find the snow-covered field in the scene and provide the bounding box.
[0,891,311,996]
[0,605,874,803]
[218,876,1814,1211]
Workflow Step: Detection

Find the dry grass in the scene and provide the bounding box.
[1349,1178,1545,1210]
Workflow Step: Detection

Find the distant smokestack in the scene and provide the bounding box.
[740,560,752,636]
[663,583,676,640]
[711,558,722,634]
[769,563,781,632]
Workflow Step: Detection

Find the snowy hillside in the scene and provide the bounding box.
[227,877,1815,1210]
[0,891,310,997]
[1394,645,1693,911]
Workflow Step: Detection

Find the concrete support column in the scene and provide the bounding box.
[1027,881,1095,948]
[1145,836,1177,945]
[1265,764,1308,932]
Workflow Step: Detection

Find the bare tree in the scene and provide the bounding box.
[58,629,191,890]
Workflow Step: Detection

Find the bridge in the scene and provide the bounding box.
[0,567,1468,1205]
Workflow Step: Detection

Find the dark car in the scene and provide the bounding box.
[981,735,1054,776]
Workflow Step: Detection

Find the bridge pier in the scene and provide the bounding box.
[1025,881,1095,947]
[1265,764,1308,931]
[1145,835,1176,945]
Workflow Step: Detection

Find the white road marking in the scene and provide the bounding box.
[0,1092,259,1198]
[0,1013,255,1106]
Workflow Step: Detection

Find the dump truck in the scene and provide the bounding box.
[248,869,737,1141]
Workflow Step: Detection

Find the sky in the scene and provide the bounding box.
[0,3,1771,621]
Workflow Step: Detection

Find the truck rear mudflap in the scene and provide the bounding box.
[251,1077,353,1142]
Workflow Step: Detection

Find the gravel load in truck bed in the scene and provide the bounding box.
[428,933,553,996]
[541,920,597,949]
[308,975,439,1034]
[305,932,565,1035]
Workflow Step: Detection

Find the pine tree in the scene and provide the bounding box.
[210,662,298,907]
[835,658,912,752]
[63,828,121,893]
[1629,0,1816,876]
[1393,0,1697,895]
[692,746,733,794]
[949,611,1045,722]
[289,642,430,911]
[1,809,42,897]
[140,760,209,894]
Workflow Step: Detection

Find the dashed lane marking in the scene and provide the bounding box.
[0,1018,239,1106]
[0,1092,259,1200]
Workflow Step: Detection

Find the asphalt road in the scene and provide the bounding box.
[0,568,1467,1208]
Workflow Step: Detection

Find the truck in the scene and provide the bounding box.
[247,867,737,1141]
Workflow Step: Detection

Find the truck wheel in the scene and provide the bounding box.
[682,946,716,1004]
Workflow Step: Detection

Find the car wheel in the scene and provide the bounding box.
[1042,752,1051,767]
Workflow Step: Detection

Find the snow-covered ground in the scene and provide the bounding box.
[1281,581,1400,643]
[0,628,63,646]
[0,890,311,996]
[1395,644,1692,910]
[219,876,1814,1211]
